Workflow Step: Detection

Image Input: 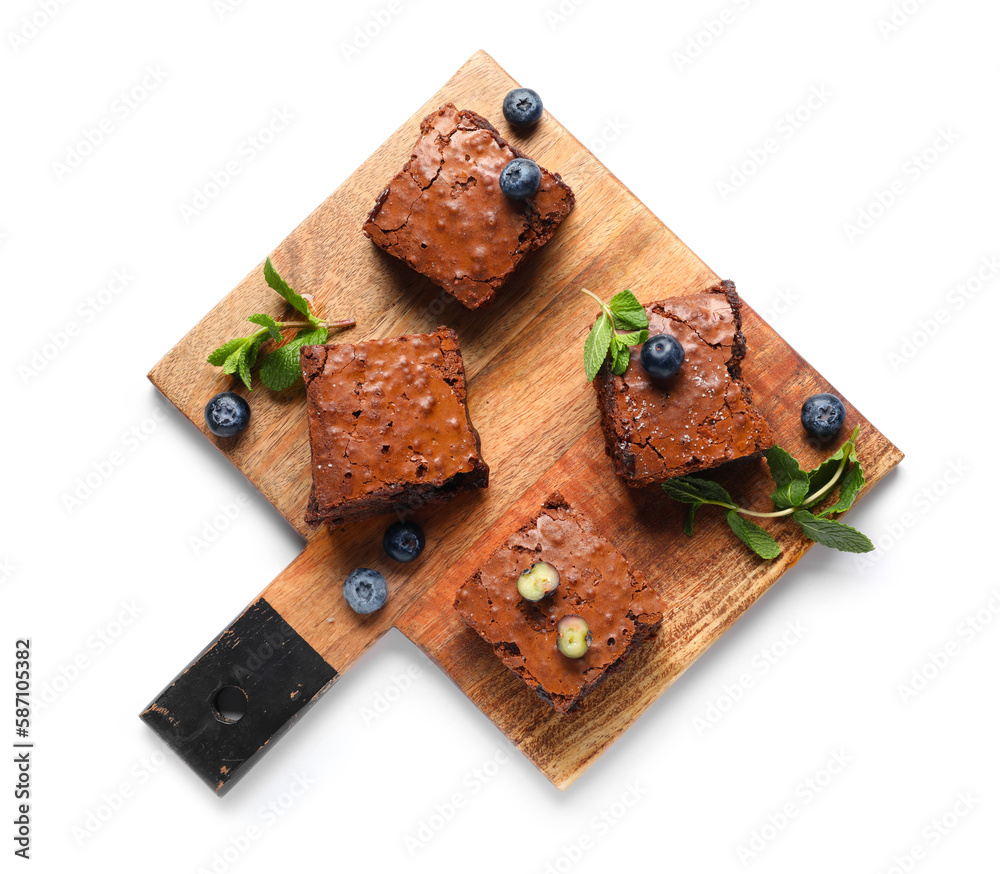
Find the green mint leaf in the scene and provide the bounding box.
[208,336,250,366]
[765,446,810,509]
[792,510,874,553]
[805,457,843,504]
[662,476,734,506]
[259,326,328,392]
[247,313,283,342]
[683,503,698,537]
[608,290,648,332]
[820,461,865,517]
[220,337,254,389]
[803,426,861,507]
[237,350,253,391]
[806,426,859,480]
[246,332,268,370]
[584,313,614,382]
[726,510,782,559]
[610,337,631,376]
[222,339,250,376]
[264,257,314,321]
[615,328,649,347]
[843,424,860,463]
[608,330,649,376]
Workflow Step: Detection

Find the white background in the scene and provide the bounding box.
[3,0,998,871]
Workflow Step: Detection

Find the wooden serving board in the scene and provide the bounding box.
[142,50,902,794]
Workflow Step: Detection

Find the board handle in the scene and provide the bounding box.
[139,597,337,796]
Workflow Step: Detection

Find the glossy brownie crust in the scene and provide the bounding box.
[594,280,773,487]
[363,103,575,310]
[301,327,488,528]
[453,493,665,714]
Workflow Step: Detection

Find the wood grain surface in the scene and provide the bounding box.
[148,50,903,790]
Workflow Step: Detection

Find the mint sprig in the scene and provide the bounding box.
[207,258,354,391]
[661,426,874,558]
[582,288,650,381]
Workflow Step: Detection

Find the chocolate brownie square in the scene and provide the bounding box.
[594,281,774,487]
[453,493,665,714]
[363,103,575,310]
[301,327,488,528]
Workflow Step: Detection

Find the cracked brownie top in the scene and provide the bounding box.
[594,281,774,486]
[301,327,487,526]
[363,103,575,310]
[453,493,665,713]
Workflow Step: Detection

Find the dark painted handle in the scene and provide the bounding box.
[140,597,337,796]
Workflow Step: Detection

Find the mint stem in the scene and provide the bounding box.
[581,288,614,323]
[281,318,355,330]
[701,451,851,519]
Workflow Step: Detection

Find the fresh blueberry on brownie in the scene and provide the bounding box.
[516,561,560,601]
[383,521,426,563]
[556,615,592,659]
[453,493,666,714]
[640,333,685,380]
[592,281,774,487]
[363,104,574,310]
[801,393,846,441]
[204,392,250,437]
[499,158,541,200]
[502,88,544,127]
[343,568,388,615]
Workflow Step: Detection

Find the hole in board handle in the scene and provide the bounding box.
[212,685,248,724]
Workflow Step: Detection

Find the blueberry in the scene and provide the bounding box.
[383,521,425,563]
[556,615,592,659]
[516,561,560,601]
[801,393,846,441]
[343,568,388,615]
[640,334,685,380]
[204,392,250,437]
[502,88,543,127]
[499,158,541,200]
